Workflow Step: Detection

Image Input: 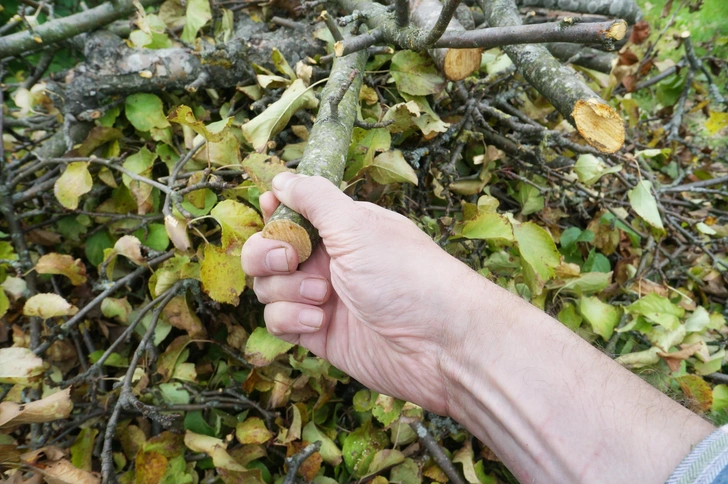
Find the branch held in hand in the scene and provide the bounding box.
[262,34,367,262]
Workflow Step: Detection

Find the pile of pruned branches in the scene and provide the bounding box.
[1,0,727,482]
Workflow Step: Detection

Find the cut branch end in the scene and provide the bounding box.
[606,20,628,41]
[262,219,313,262]
[572,99,625,154]
[443,48,483,81]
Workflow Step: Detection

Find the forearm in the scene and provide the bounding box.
[441,272,714,483]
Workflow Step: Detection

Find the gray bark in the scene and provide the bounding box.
[0,0,162,59]
[544,42,616,73]
[63,17,323,115]
[516,0,643,24]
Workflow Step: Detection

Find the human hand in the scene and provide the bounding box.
[241,173,484,415]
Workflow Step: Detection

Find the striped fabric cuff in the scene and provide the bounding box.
[667,425,728,484]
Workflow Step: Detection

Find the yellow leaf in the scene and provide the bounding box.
[706,111,728,135]
[54,162,92,210]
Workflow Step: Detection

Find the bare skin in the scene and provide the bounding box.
[241,173,714,483]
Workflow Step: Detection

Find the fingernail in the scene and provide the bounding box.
[272,172,296,192]
[265,248,289,272]
[299,308,323,329]
[299,279,329,302]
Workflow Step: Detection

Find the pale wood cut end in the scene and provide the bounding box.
[334,41,345,58]
[261,219,313,263]
[606,20,628,41]
[572,98,625,154]
[442,48,482,81]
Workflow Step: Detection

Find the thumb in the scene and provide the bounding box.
[271,173,359,232]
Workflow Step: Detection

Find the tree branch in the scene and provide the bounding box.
[0,0,162,59]
[262,31,367,263]
[433,19,627,49]
[515,0,643,25]
[478,0,625,153]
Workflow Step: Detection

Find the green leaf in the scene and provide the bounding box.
[514,222,560,295]
[345,127,391,180]
[557,303,582,331]
[133,224,170,252]
[342,420,389,477]
[244,327,294,367]
[184,412,219,438]
[159,382,191,405]
[713,385,728,413]
[578,296,621,340]
[235,417,274,444]
[390,50,446,96]
[573,154,622,186]
[70,428,98,472]
[583,249,611,273]
[302,422,342,466]
[369,150,418,185]
[353,389,376,412]
[626,292,685,331]
[180,0,211,42]
[561,227,586,249]
[125,94,170,132]
[364,449,405,477]
[685,306,711,333]
[242,79,318,153]
[200,244,246,305]
[628,180,664,231]
[371,394,404,426]
[85,230,115,266]
[390,459,422,484]
[515,182,544,216]
[0,290,9,320]
[616,347,661,368]
[461,212,514,243]
[54,162,92,210]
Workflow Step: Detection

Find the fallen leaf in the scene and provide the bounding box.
[23,293,79,320]
[35,254,87,286]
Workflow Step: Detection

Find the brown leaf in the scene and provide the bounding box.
[163,296,207,339]
[630,21,651,45]
[677,375,712,413]
[0,389,73,430]
[33,459,101,484]
[35,254,88,286]
[658,342,708,372]
[618,50,639,66]
[135,451,169,484]
[286,442,322,481]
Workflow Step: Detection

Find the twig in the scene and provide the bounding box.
[33,251,174,355]
[101,284,181,483]
[433,19,627,49]
[271,16,304,30]
[321,11,344,42]
[60,288,177,388]
[0,0,163,59]
[410,421,467,484]
[283,441,322,484]
[329,69,358,120]
[663,174,728,193]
